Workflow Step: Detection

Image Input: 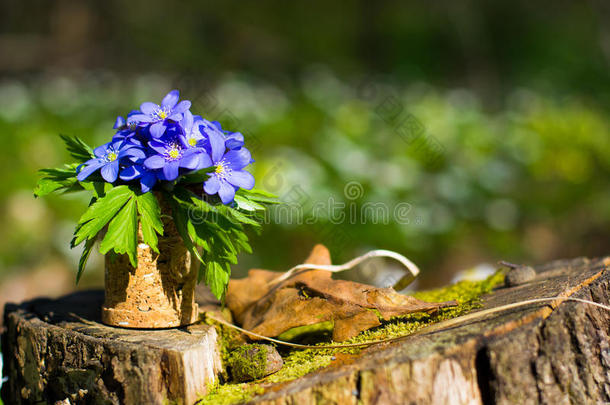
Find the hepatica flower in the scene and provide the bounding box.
[119,160,158,193]
[71,89,257,204]
[204,130,255,204]
[37,88,271,303]
[112,111,144,147]
[179,111,207,149]
[77,140,144,183]
[131,90,191,138]
[144,132,211,181]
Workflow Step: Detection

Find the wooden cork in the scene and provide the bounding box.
[102,200,199,329]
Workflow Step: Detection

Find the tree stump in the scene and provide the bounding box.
[249,257,610,404]
[2,257,609,405]
[1,290,222,405]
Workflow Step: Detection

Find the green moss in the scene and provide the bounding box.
[196,381,264,405]
[343,270,505,344]
[202,311,244,364]
[265,348,334,383]
[197,271,504,405]
[228,344,270,382]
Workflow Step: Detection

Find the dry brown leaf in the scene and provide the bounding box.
[226,244,456,342]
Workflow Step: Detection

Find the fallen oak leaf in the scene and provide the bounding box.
[226,244,457,342]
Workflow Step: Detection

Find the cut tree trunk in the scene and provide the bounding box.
[1,290,222,405]
[2,256,609,404]
[249,257,610,405]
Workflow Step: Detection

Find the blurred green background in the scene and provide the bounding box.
[1,0,610,302]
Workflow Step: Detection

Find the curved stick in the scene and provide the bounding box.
[267,249,421,289]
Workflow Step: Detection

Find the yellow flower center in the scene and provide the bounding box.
[215,163,225,174]
[168,149,180,159]
[157,110,168,120]
[107,152,118,162]
[188,138,197,147]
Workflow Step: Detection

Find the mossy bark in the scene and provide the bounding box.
[3,257,609,404]
[228,344,283,382]
[248,257,610,404]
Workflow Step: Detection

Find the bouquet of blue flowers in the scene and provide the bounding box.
[35,90,275,300]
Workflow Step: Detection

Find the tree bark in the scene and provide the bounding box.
[251,257,610,404]
[1,290,221,405]
[2,257,609,404]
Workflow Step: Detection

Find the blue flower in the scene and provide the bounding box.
[119,161,158,193]
[179,111,207,149]
[143,132,211,182]
[201,120,245,150]
[131,90,191,139]
[77,141,145,183]
[203,129,254,204]
[112,110,144,147]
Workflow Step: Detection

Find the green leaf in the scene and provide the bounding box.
[73,185,134,247]
[76,238,96,284]
[136,193,164,253]
[234,195,265,211]
[80,181,114,199]
[217,204,261,227]
[34,166,82,197]
[237,188,279,204]
[165,192,204,264]
[205,259,230,300]
[35,178,68,197]
[60,134,95,162]
[99,197,138,267]
[245,188,277,198]
[187,221,210,252]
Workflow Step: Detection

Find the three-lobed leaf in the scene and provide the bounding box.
[205,259,230,300]
[136,192,164,253]
[72,185,134,247]
[99,196,138,267]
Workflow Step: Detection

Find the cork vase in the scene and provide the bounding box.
[101,205,199,329]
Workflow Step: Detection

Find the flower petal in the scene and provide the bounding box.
[226,170,255,190]
[168,113,183,121]
[150,121,166,138]
[129,113,152,123]
[121,147,146,160]
[224,148,252,170]
[197,151,213,169]
[207,130,225,163]
[140,102,159,115]
[144,155,166,169]
[93,144,109,157]
[225,132,245,150]
[218,180,236,204]
[76,159,104,181]
[163,159,180,181]
[161,90,180,109]
[148,139,169,155]
[141,172,157,193]
[204,175,221,194]
[101,160,120,183]
[119,165,142,181]
[179,150,201,170]
[113,116,126,129]
[180,111,195,129]
[172,100,191,114]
